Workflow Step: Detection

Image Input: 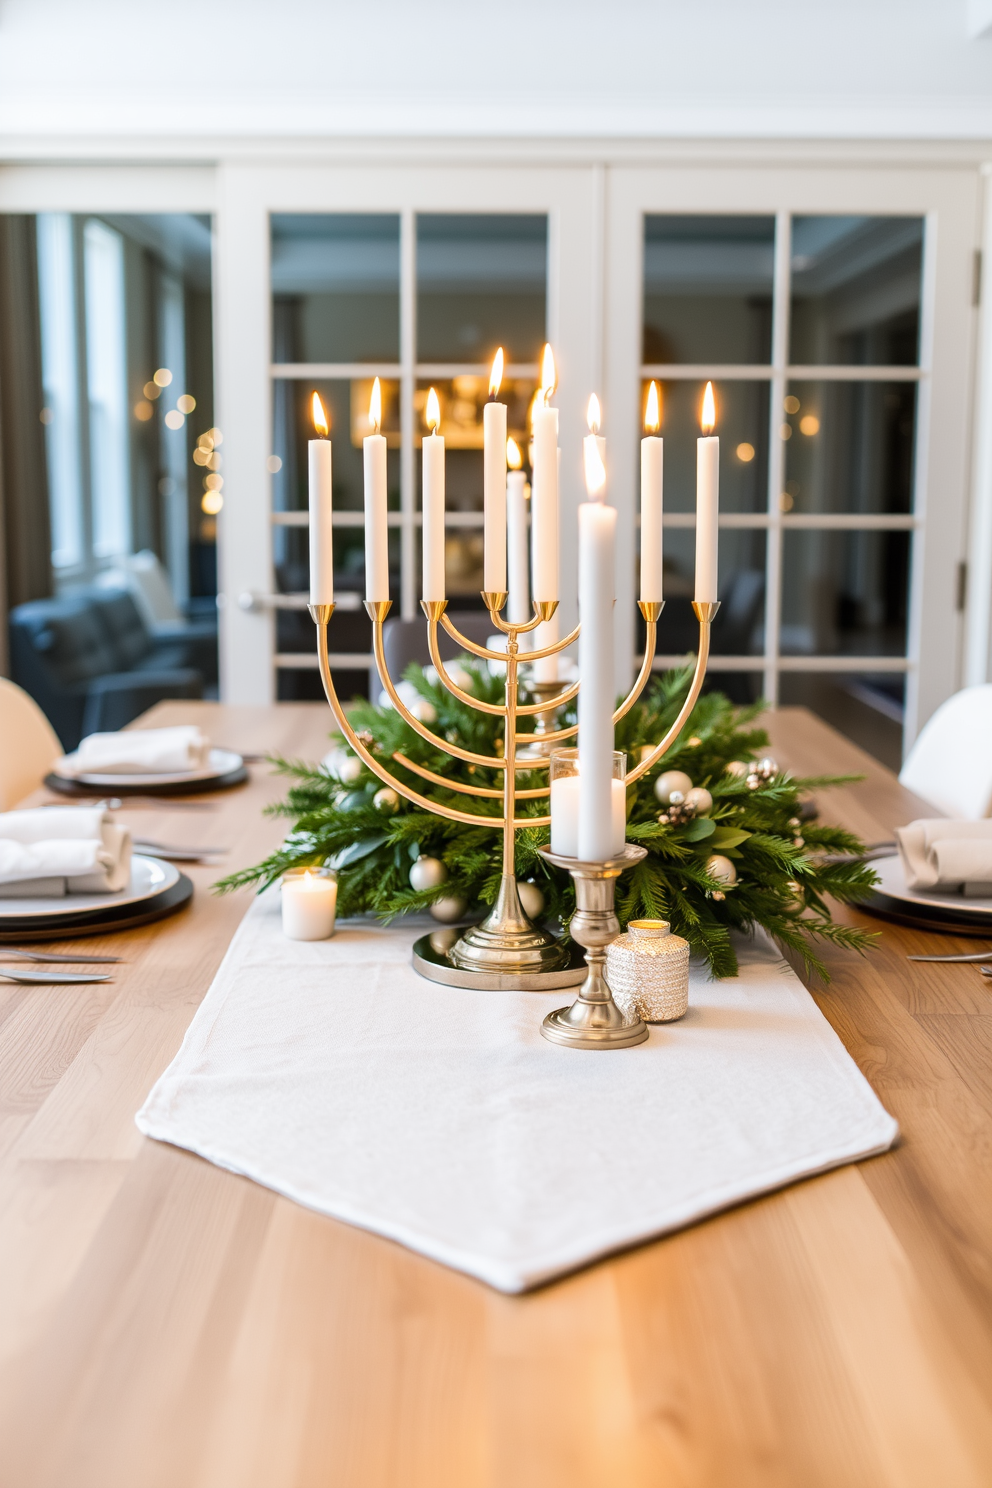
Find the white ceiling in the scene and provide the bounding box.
[0,0,991,144]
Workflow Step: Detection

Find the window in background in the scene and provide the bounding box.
[790,217,922,366]
[640,211,924,749]
[269,211,548,700]
[33,212,214,606]
[37,213,83,571]
[416,214,546,364]
[643,215,775,365]
[83,219,129,561]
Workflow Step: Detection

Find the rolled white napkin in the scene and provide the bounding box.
[0,806,132,896]
[57,726,211,778]
[896,819,992,896]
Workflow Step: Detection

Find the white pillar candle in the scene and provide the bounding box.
[550,774,626,859]
[363,378,388,603]
[531,346,559,603]
[422,387,445,603]
[281,870,337,941]
[695,381,719,604]
[506,462,530,625]
[483,351,507,594]
[577,410,617,861]
[308,393,333,605]
[640,380,663,603]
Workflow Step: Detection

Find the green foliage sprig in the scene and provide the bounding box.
[217,661,878,980]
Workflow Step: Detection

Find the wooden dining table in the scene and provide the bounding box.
[1,698,991,1487]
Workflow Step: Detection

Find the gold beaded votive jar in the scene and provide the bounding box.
[605,919,689,1023]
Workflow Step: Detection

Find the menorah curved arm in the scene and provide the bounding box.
[432,599,555,660]
[523,625,582,662]
[510,611,663,746]
[625,601,719,784]
[487,598,558,637]
[370,615,514,771]
[427,618,581,719]
[395,752,550,800]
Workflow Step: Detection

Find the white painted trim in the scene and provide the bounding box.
[964,165,992,686]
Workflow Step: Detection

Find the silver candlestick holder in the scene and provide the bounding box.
[536,843,649,1049]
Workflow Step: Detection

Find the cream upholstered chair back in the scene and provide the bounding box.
[899,684,992,820]
[0,678,63,810]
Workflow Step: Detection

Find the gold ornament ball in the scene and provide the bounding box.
[373,787,399,812]
[517,880,545,920]
[654,769,693,805]
[336,755,362,784]
[429,894,467,923]
[683,786,713,816]
[705,854,738,887]
[409,855,448,892]
[725,760,749,778]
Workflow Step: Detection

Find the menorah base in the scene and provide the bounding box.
[412,933,587,991]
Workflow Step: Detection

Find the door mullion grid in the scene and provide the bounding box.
[399,208,417,621]
[763,210,792,707]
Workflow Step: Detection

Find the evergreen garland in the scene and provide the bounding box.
[217,660,879,980]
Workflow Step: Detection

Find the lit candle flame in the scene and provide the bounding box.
[506,436,523,470]
[303,870,313,885]
[425,386,441,434]
[586,394,601,434]
[645,380,661,434]
[701,381,716,435]
[368,377,381,434]
[311,392,329,438]
[539,343,557,405]
[584,440,606,499]
[489,347,504,399]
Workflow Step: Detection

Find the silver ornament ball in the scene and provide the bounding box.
[409,855,448,892]
[654,769,694,806]
[429,894,467,924]
[373,787,399,812]
[705,853,738,888]
[516,880,545,920]
[683,786,713,816]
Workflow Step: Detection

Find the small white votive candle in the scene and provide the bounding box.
[281,868,337,941]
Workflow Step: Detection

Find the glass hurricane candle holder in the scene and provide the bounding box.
[548,748,627,860]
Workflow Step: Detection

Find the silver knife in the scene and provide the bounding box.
[0,948,121,964]
[907,951,992,962]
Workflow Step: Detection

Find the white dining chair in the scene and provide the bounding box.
[899,683,992,820]
[0,678,63,810]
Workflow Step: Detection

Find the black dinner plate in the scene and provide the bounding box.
[0,873,194,941]
[43,765,248,798]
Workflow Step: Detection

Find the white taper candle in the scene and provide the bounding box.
[531,396,559,603]
[483,353,507,594]
[506,467,530,625]
[422,387,445,602]
[640,381,664,603]
[363,381,388,602]
[695,382,719,604]
[308,393,333,605]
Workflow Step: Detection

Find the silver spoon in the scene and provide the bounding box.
[0,948,120,964]
[0,967,112,984]
[907,951,992,962]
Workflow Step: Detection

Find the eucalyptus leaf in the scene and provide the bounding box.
[681,817,716,842]
[328,833,389,869]
[709,827,752,850]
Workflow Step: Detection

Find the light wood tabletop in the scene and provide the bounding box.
[2,700,992,1488]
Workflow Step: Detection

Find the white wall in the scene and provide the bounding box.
[0,1,991,146]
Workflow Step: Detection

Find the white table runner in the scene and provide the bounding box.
[137,892,897,1292]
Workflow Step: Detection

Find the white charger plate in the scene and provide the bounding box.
[52,747,243,789]
[873,853,992,915]
[0,854,180,918]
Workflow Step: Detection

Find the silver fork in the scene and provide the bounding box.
[0,967,112,984]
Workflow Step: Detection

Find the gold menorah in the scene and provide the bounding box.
[309,592,719,989]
